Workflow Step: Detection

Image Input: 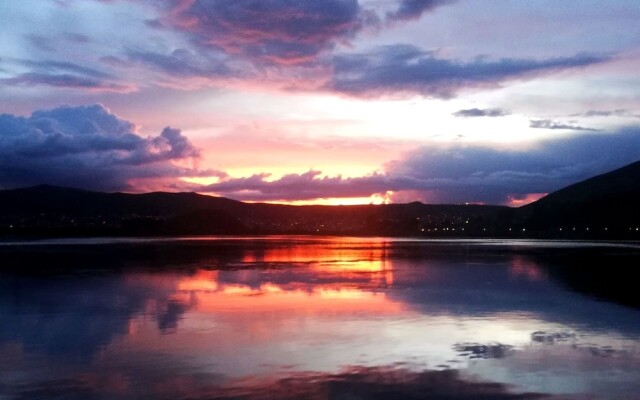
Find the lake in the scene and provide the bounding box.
[1,236,639,399]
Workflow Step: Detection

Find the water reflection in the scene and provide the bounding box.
[1,237,639,399]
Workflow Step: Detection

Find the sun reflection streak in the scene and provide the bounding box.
[240,241,394,279]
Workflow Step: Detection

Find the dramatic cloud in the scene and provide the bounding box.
[15,0,611,98]
[0,105,204,191]
[3,104,640,205]
[529,119,598,131]
[199,129,640,204]
[387,0,454,22]
[162,0,372,65]
[453,108,509,118]
[330,45,609,97]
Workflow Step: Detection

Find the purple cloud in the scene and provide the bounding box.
[1,73,131,92]
[122,48,234,78]
[0,105,204,191]
[330,45,609,97]
[18,59,112,79]
[385,129,640,203]
[163,0,371,65]
[387,0,454,22]
[200,170,398,201]
[1,59,130,92]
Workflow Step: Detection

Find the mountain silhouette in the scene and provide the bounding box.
[517,160,640,236]
[1,160,639,238]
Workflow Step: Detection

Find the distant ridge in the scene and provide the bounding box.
[1,159,640,238]
[1,184,242,215]
[0,184,510,237]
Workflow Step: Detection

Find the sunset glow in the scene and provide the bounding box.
[1,1,640,205]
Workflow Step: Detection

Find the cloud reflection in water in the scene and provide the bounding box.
[1,238,639,399]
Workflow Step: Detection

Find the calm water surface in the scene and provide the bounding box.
[1,236,639,399]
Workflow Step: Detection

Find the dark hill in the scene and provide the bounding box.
[0,184,244,215]
[517,160,640,237]
[0,185,511,237]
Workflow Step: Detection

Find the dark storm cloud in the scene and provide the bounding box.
[200,129,640,204]
[0,105,203,191]
[329,45,609,97]
[387,0,454,22]
[529,119,598,131]
[453,108,510,118]
[163,0,371,65]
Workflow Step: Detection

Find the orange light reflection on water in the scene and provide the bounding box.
[169,240,400,316]
[242,242,394,282]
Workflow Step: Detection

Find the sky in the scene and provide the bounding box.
[1,0,640,206]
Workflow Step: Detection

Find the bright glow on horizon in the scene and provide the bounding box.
[259,195,390,206]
